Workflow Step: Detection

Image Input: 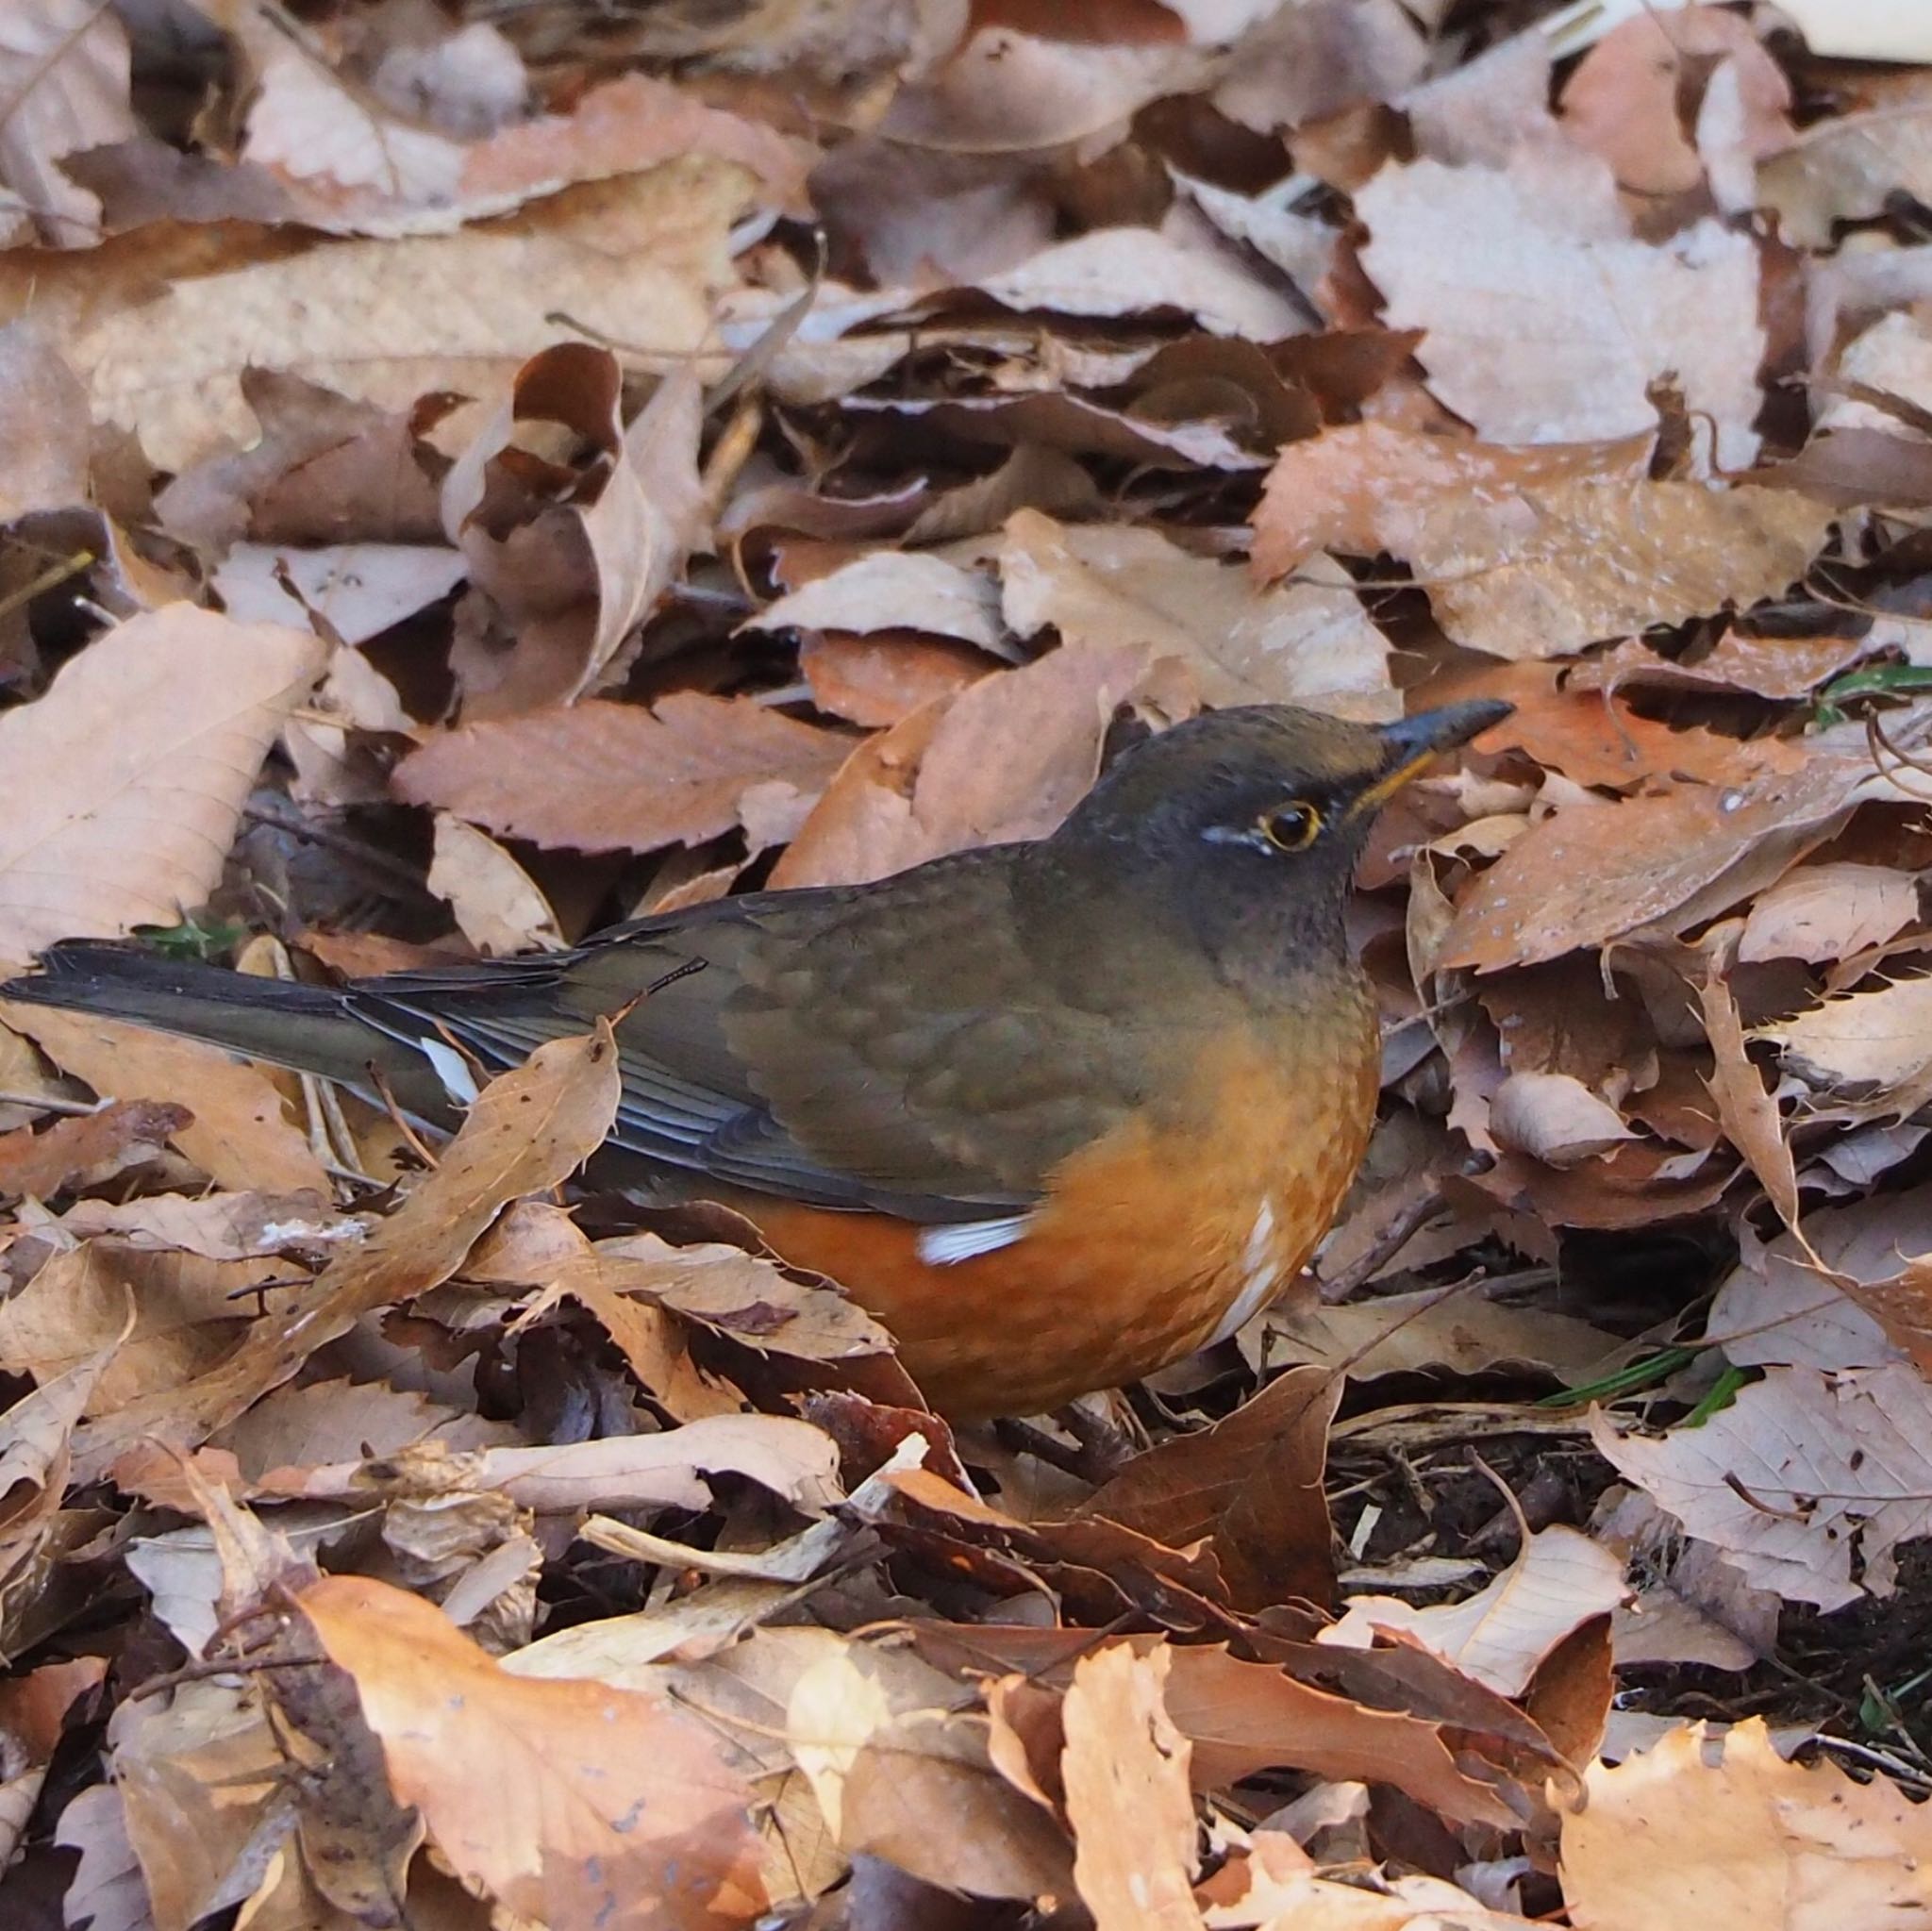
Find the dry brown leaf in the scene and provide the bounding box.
[212,541,468,644]
[261,1415,841,1517]
[1561,1717,1932,1929]
[1559,9,1791,202]
[1488,1073,1636,1168]
[1710,1190,1931,1375]
[974,226,1307,341]
[297,1573,768,1930]
[1357,143,1765,467]
[1082,1367,1341,1612]
[745,551,1008,653]
[0,322,91,517]
[1258,1286,1621,1385]
[426,814,564,957]
[1759,974,1932,1102]
[1061,1645,1202,1931]
[1157,1645,1523,1828]
[0,607,325,964]
[1253,423,1832,658]
[780,1631,1072,1901]
[999,510,1394,720]
[1322,1526,1627,1697]
[1439,747,1890,974]
[0,1009,331,1195]
[799,633,990,726]
[0,0,138,246]
[1207,1829,1538,1928]
[590,1232,896,1364]
[74,160,748,471]
[70,1025,620,1482]
[0,1240,260,1413]
[1698,952,1800,1230]
[396,694,851,856]
[775,642,1192,888]
[0,1098,186,1201]
[1592,1363,1932,1608]
[1759,71,1932,248]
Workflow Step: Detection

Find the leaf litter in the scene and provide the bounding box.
[7,2,1932,1926]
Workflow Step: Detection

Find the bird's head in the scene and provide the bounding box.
[1033,698,1511,988]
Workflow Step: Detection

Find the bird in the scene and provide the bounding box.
[8,698,1507,1419]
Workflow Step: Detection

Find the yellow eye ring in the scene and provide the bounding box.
[1258,801,1322,852]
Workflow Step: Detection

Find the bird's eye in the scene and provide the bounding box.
[1257,801,1323,852]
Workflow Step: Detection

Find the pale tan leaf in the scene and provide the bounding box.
[70,1026,621,1481]
[1592,1363,1932,1607]
[396,694,852,855]
[975,226,1307,341]
[296,1573,768,1931]
[1062,1645,1203,1931]
[74,159,748,471]
[999,510,1394,720]
[745,550,1008,653]
[0,0,138,245]
[258,1414,842,1515]
[1322,1525,1627,1697]
[0,1008,332,1194]
[1759,974,1932,1099]
[1561,1717,1932,1930]
[1259,1287,1622,1385]
[0,321,90,517]
[426,814,564,958]
[1356,144,1765,467]
[774,642,1193,889]
[211,542,468,645]
[1253,423,1832,658]
[1738,861,1922,964]
[1488,1072,1636,1167]
[0,607,326,964]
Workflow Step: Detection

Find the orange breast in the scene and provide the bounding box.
[740,1009,1380,1419]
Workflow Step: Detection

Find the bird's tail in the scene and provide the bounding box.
[5,941,394,1090]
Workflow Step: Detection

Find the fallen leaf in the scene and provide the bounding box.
[297,1573,768,1930]
[1081,1367,1341,1612]
[780,1630,1073,1901]
[1321,1525,1628,1697]
[1357,143,1765,467]
[0,1008,331,1194]
[1488,1073,1636,1168]
[0,322,91,517]
[426,814,564,957]
[212,541,468,644]
[1061,1645,1202,1931]
[1592,1363,1932,1608]
[799,633,991,726]
[262,1415,840,1518]
[1439,745,1891,973]
[744,551,1008,653]
[70,1025,620,1481]
[0,607,325,964]
[999,509,1394,719]
[0,0,138,246]
[0,1098,187,1200]
[1738,862,1921,963]
[1759,974,1932,1102]
[1561,1717,1932,1930]
[396,694,851,855]
[1253,423,1833,658]
[75,160,748,470]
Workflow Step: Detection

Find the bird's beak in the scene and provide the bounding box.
[1346,699,1513,819]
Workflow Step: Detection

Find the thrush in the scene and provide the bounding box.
[8,699,1507,1418]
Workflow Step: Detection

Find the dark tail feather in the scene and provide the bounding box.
[5,941,390,1088]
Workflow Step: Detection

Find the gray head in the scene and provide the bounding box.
[1024,700,1510,991]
